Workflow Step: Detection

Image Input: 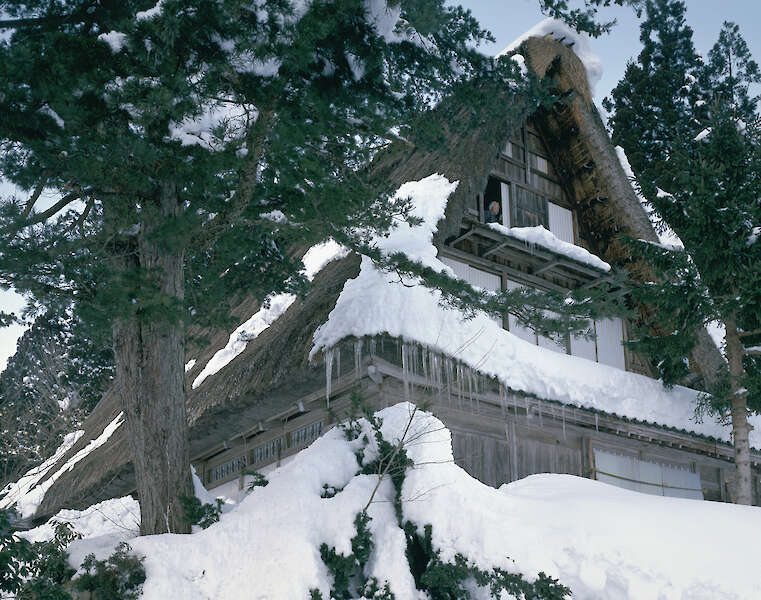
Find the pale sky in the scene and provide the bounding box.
[1,0,760,371]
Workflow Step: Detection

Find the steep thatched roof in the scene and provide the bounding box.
[25,34,724,520]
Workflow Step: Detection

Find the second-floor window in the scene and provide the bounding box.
[513,186,548,228]
[484,176,574,244]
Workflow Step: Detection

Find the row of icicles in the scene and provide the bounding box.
[322,337,573,440]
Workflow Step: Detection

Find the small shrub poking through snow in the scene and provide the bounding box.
[0,509,146,600]
[179,495,224,530]
[74,542,146,600]
[313,511,394,600]
[321,484,343,499]
[404,523,571,600]
[245,470,269,491]
[0,508,78,599]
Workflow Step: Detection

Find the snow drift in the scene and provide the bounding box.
[19,403,761,599]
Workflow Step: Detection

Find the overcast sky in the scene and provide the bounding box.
[2,0,761,371]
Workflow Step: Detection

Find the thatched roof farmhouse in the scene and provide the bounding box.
[5,28,761,523]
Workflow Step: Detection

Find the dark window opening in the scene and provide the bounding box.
[482,177,550,229]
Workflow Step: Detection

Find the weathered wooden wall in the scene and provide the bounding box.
[200,347,760,505]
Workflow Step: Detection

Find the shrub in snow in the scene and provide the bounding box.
[179,495,225,530]
[0,509,78,599]
[0,508,145,600]
[309,402,571,600]
[74,542,146,600]
[403,523,569,600]
[245,470,269,491]
[312,512,393,600]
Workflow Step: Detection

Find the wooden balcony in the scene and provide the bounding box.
[445,215,622,293]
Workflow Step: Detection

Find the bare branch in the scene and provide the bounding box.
[363,405,417,512]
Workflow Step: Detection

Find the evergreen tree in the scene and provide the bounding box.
[703,22,761,122]
[0,306,112,487]
[0,0,636,533]
[606,0,761,504]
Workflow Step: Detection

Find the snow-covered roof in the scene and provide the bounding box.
[191,240,348,389]
[498,18,603,95]
[0,413,124,519]
[312,174,761,446]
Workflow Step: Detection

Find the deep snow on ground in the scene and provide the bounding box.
[18,403,761,599]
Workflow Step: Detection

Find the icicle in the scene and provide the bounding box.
[409,344,417,397]
[595,413,599,432]
[422,347,429,386]
[455,363,463,408]
[325,348,334,408]
[369,337,376,357]
[562,405,567,440]
[432,352,441,395]
[401,342,410,401]
[445,358,453,405]
[525,396,531,419]
[499,384,507,419]
[538,400,543,428]
[336,346,341,379]
[354,339,362,378]
[467,367,474,412]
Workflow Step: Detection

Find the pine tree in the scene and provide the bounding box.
[0,0,637,532]
[606,1,761,504]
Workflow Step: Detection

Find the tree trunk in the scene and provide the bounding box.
[724,315,753,505]
[112,183,192,535]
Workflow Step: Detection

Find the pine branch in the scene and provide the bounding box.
[21,178,47,218]
[2,192,81,238]
[0,2,96,29]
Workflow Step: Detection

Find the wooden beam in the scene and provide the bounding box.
[533,260,560,275]
[448,228,476,247]
[440,246,567,292]
[483,241,508,257]
[581,276,613,290]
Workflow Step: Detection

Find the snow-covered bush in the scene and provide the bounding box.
[0,508,145,600]
[74,543,146,600]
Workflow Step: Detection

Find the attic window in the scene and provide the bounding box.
[513,186,548,228]
[483,177,552,230]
